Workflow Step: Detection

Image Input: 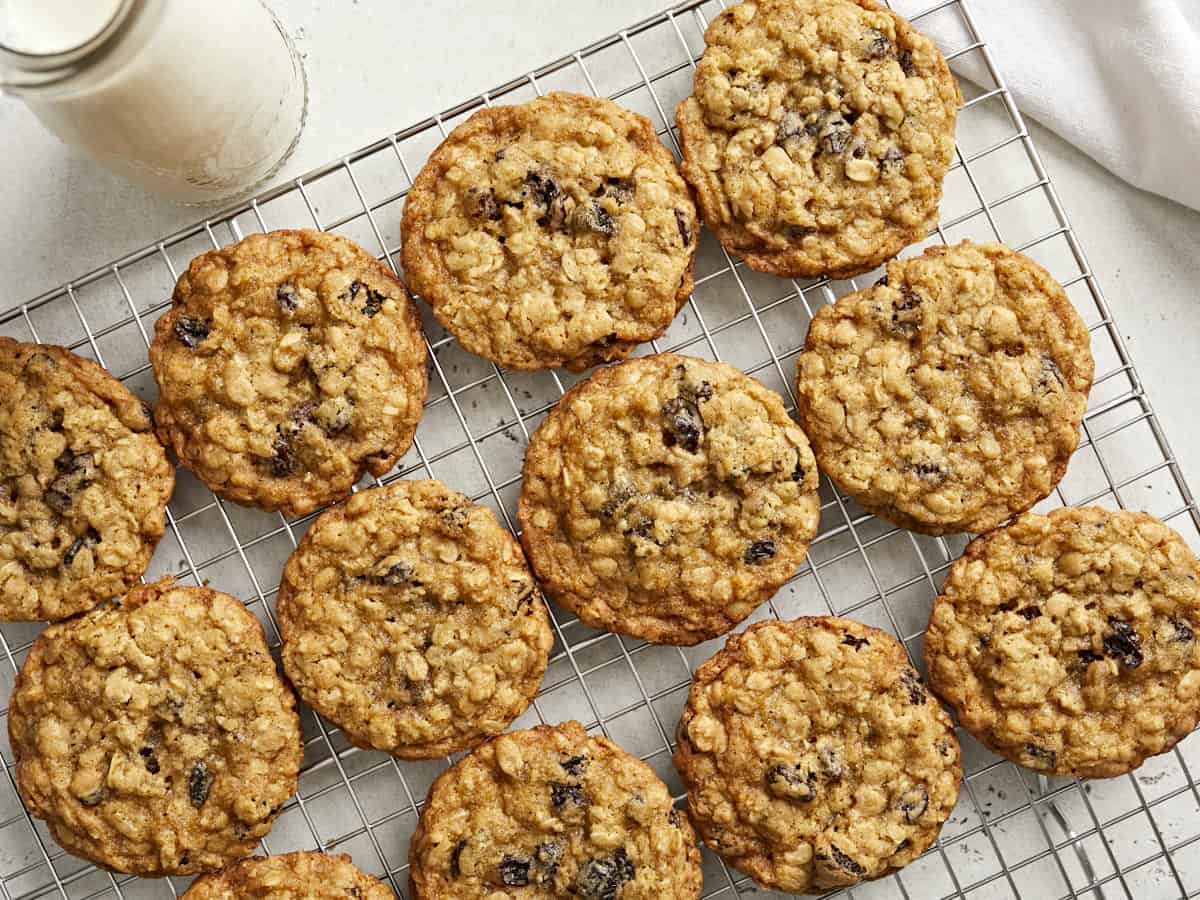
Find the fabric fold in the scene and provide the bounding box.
[914,0,1200,211]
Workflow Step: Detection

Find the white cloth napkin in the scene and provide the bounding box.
[921,0,1200,212]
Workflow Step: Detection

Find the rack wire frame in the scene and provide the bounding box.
[1,0,1199,897]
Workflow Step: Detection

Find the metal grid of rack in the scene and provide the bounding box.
[2,0,1199,897]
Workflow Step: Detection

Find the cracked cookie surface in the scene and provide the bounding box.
[150,229,427,518]
[518,353,820,646]
[182,851,393,899]
[925,506,1200,778]
[0,338,174,621]
[401,92,698,371]
[277,480,552,758]
[8,579,302,876]
[408,721,702,899]
[676,617,961,893]
[676,0,961,278]
[797,241,1093,535]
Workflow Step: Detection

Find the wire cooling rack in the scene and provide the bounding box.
[2,1,1199,898]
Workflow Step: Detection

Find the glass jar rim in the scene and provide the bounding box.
[0,0,141,83]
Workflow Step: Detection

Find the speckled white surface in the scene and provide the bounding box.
[1,1,1195,498]
[0,4,1199,897]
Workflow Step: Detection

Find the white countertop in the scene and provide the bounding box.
[1,0,1197,489]
[9,0,1200,508]
[2,0,1190,508]
[2,4,1200,897]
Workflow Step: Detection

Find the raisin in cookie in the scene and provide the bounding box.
[925,507,1200,779]
[676,0,961,278]
[401,92,698,372]
[677,617,961,893]
[8,579,301,876]
[0,338,174,621]
[278,480,552,758]
[150,229,427,517]
[797,241,1093,535]
[182,851,393,899]
[409,721,701,898]
[519,353,820,646]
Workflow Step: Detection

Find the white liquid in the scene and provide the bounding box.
[7,0,306,202]
[0,0,122,54]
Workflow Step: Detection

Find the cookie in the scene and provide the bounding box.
[518,353,820,645]
[401,92,698,372]
[925,506,1200,778]
[408,721,702,898]
[8,579,302,876]
[150,229,428,518]
[676,617,961,893]
[277,480,552,758]
[797,241,1093,535]
[0,338,174,621]
[676,0,961,278]
[182,851,393,899]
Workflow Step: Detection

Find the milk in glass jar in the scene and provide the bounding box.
[0,0,308,202]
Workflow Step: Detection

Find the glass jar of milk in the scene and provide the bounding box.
[0,0,307,203]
